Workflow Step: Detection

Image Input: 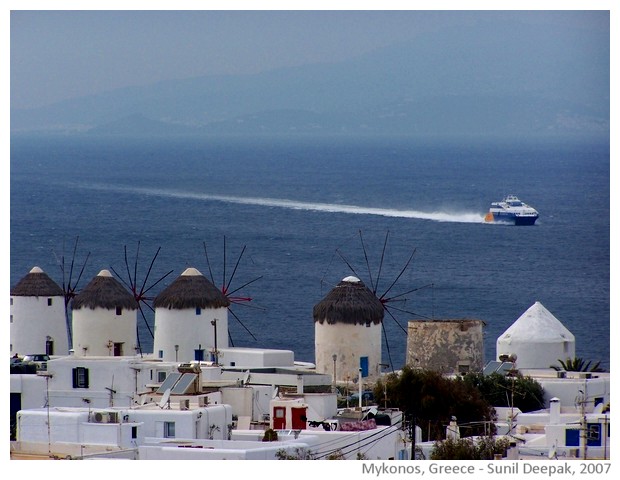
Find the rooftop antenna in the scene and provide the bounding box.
[203,237,264,346]
[110,242,174,356]
[105,375,116,407]
[159,388,171,409]
[548,443,557,460]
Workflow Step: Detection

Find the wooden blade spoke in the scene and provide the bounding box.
[228,307,257,341]
[226,245,246,293]
[336,249,360,278]
[203,241,216,285]
[378,247,416,300]
[359,229,376,293]
[383,305,408,334]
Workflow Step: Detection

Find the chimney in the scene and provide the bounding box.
[549,397,561,424]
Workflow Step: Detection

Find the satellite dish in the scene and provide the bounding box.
[548,443,557,460]
[159,388,171,409]
[271,386,279,399]
[139,395,147,406]
[243,370,251,385]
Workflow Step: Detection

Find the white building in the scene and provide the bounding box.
[314,276,384,383]
[14,402,233,459]
[140,421,407,460]
[496,301,575,369]
[72,269,139,357]
[494,396,610,460]
[152,267,230,363]
[10,266,68,356]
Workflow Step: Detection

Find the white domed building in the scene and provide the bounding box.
[152,267,230,363]
[496,301,576,369]
[10,266,68,356]
[313,276,384,383]
[72,269,139,357]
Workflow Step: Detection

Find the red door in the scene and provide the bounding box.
[273,406,286,429]
[291,407,307,430]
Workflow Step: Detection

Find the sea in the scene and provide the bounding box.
[8,134,611,372]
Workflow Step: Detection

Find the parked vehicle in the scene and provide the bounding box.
[21,354,49,371]
[347,390,375,405]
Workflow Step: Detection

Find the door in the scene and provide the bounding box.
[273,406,286,429]
[291,407,307,430]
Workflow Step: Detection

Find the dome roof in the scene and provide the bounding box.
[313,277,384,326]
[153,267,230,310]
[11,266,65,297]
[73,269,138,310]
[498,301,574,344]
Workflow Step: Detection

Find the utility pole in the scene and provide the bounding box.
[211,319,219,365]
[409,412,416,460]
[578,389,587,460]
[332,354,337,394]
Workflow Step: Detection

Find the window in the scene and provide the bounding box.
[113,342,123,356]
[158,371,167,383]
[158,350,164,359]
[45,339,54,356]
[132,426,137,439]
[196,307,202,315]
[457,361,471,374]
[47,298,53,306]
[116,306,122,316]
[164,421,175,438]
[72,367,89,388]
[10,315,13,324]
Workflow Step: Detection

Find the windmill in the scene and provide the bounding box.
[110,242,174,356]
[52,236,91,349]
[202,236,264,346]
[324,229,433,371]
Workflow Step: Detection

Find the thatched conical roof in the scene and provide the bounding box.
[11,266,65,297]
[153,267,231,310]
[73,269,138,311]
[313,276,384,326]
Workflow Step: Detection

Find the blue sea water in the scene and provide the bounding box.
[9,134,610,371]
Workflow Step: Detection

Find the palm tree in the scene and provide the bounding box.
[551,357,605,372]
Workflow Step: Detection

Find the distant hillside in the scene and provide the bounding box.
[10,20,609,140]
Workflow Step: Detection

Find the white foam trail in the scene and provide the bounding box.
[81,183,486,224]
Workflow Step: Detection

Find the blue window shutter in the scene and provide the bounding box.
[565,428,580,446]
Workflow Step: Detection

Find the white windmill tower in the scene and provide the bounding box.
[313,276,385,383]
[10,266,69,356]
[152,267,231,363]
[71,269,139,357]
[315,230,430,384]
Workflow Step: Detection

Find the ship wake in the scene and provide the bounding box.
[80,183,486,224]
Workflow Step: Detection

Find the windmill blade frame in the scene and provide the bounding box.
[202,236,263,345]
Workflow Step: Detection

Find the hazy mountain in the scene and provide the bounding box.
[10,20,609,140]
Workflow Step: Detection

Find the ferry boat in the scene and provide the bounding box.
[484,195,539,225]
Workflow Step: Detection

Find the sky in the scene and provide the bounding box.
[6,5,614,110]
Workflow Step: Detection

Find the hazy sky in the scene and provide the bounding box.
[8,6,612,110]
